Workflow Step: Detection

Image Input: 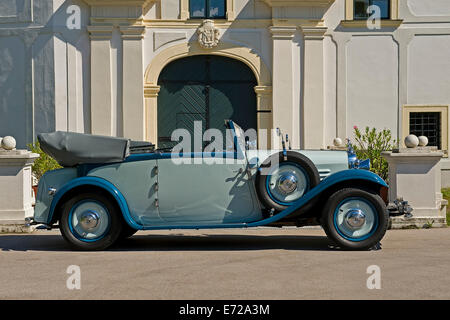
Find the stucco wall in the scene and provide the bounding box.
[0,37,27,146]
[2,0,450,155]
[408,35,450,105]
[0,0,90,148]
[346,36,398,138]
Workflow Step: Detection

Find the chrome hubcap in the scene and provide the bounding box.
[79,210,100,231]
[334,198,378,241]
[345,209,366,229]
[70,200,110,241]
[277,174,298,195]
[267,163,309,204]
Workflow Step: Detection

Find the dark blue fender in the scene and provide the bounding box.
[248,169,387,227]
[47,176,143,230]
[47,169,386,231]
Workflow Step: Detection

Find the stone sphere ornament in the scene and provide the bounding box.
[418,136,429,147]
[333,137,343,147]
[405,134,419,148]
[1,136,16,150]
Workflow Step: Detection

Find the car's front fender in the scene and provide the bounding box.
[46,176,142,230]
[247,169,387,226]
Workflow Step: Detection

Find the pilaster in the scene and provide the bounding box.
[270,26,298,148]
[301,26,327,149]
[255,86,273,149]
[88,25,114,136]
[120,26,146,141]
[144,85,161,144]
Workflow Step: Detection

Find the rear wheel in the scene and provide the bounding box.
[321,188,388,250]
[255,151,320,213]
[59,192,122,250]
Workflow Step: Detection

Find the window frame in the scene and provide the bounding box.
[402,105,449,153]
[353,0,391,21]
[345,0,399,21]
[189,0,227,20]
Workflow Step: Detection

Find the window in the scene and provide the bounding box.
[343,0,400,26]
[409,112,441,149]
[354,0,390,20]
[402,105,449,152]
[190,0,226,19]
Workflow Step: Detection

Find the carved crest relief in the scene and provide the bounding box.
[197,20,220,49]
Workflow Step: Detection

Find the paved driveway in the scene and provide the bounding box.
[0,228,449,299]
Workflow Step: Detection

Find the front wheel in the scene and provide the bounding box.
[59,192,123,250]
[321,188,388,250]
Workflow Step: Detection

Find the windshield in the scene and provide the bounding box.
[227,120,247,158]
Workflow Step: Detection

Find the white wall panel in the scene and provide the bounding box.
[347,36,398,138]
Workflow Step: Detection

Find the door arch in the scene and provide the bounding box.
[157,55,257,149]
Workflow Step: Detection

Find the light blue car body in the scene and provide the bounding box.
[33,123,387,230]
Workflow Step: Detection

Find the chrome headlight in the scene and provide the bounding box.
[347,142,370,170]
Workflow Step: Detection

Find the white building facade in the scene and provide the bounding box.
[1,0,450,161]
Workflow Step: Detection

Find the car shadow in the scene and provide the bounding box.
[113,234,334,252]
[0,233,334,252]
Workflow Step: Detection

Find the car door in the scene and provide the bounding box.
[154,154,262,226]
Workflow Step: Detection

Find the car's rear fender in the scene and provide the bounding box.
[45,176,141,230]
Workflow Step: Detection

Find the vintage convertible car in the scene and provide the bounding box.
[33,121,389,251]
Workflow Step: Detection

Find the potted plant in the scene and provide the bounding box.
[27,141,61,198]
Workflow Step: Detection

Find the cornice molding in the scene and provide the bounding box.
[144,85,161,98]
[254,86,273,95]
[83,0,154,6]
[301,26,328,40]
[269,26,297,39]
[340,19,403,29]
[87,25,114,39]
[263,0,335,7]
[120,25,146,39]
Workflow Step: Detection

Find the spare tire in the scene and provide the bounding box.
[255,151,320,213]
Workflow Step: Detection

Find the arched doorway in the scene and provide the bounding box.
[157,55,257,149]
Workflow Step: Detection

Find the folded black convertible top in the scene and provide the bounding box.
[37,131,130,167]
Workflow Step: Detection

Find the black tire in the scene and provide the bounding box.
[321,188,389,250]
[255,151,321,212]
[118,224,138,239]
[59,192,123,251]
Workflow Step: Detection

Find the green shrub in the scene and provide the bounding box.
[351,126,396,181]
[441,188,450,226]
[27,141,61,180]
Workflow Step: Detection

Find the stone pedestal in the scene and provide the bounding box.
[382,150,447,228]
[0,149,39,233]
